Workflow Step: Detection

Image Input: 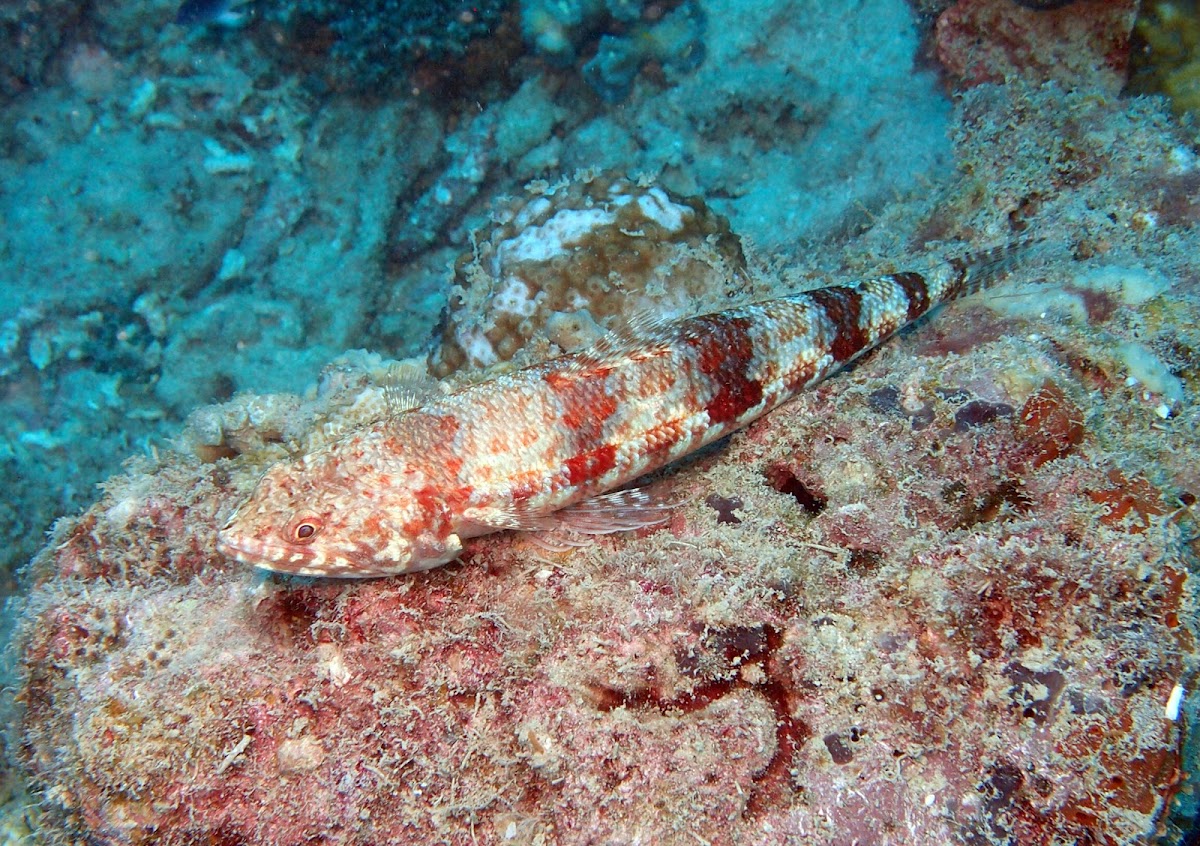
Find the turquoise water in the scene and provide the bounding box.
[1,0,1196,842]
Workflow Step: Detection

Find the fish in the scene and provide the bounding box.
[174,0,252,28]
[217,244,1023,578]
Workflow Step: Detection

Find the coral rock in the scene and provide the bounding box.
[429,175,747,376]
[935,0,1140,93]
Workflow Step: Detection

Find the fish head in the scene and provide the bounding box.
[216,446,462,578]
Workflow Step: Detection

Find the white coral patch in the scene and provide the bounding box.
[510,196,552,231]
[1168,144,1197,174]
[202,138,254,174]
[1075,265,1170,306]
[1118,341,1184,405]
[276,736,326,777]
[315,644,352,687]
[456,323,499,368]
[634,187,687,231]
[1166,683,1185,721]
[493,276,542,317]
[501,207,616,264]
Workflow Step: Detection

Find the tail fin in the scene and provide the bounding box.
[949,237,1041,300]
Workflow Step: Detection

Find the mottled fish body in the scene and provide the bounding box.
[218,247,1017,577]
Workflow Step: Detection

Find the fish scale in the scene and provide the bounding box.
[217,248,1013,578]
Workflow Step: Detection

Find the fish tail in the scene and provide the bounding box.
[946,237,1041,301]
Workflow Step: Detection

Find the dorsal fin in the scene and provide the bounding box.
[566,309,682,371]
[382,363,442,416]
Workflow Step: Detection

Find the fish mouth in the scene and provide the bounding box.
[216,529,401,578]
[216,531,294,569]
[214,529,316,571]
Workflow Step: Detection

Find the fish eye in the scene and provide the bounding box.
[287,515,322,544]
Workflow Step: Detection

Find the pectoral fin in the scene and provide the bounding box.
[464,488,679,537]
